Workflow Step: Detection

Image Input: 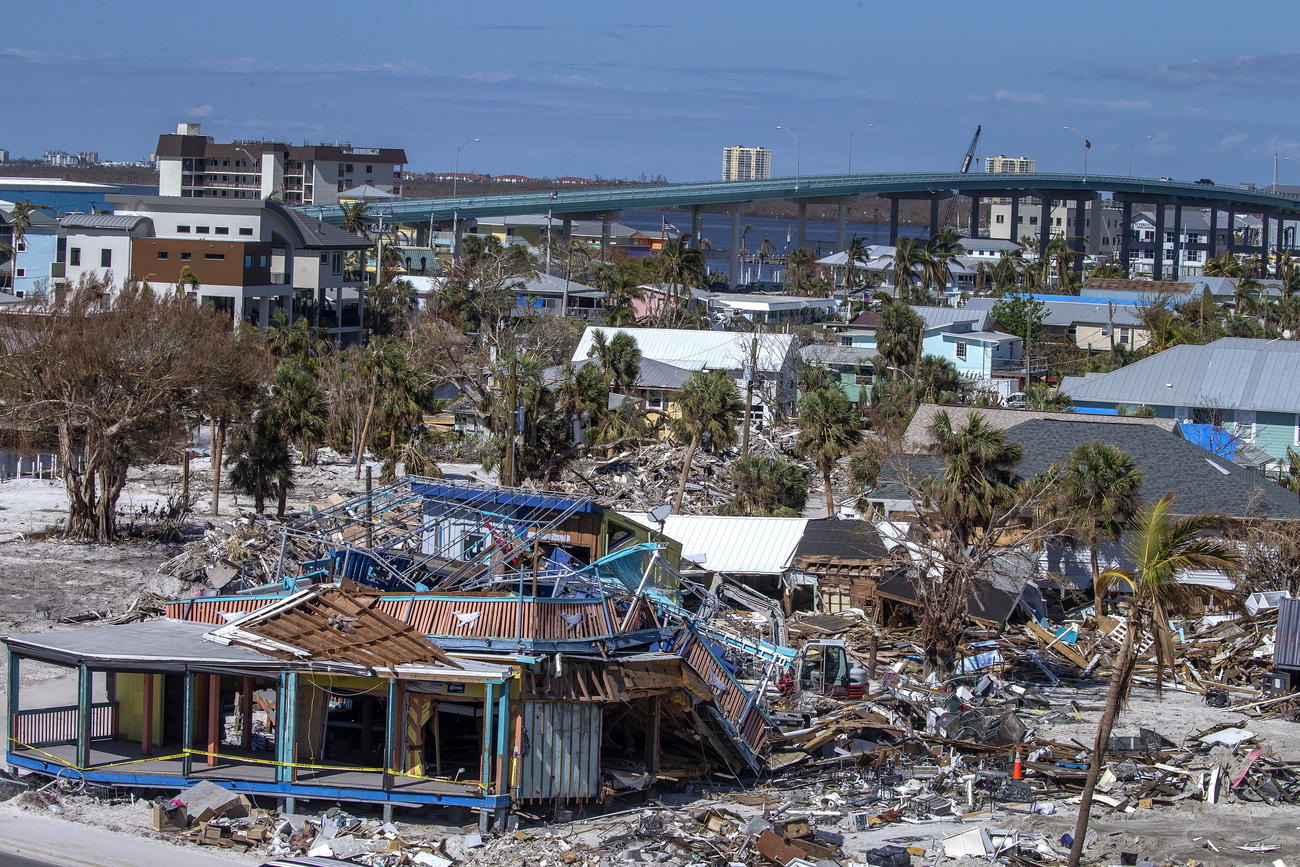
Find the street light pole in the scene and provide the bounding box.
[848,123,874,174]
[1128,135,1153,177]
[1063,126,1090,179]
[451,138,479,259]
[777,126,801,187]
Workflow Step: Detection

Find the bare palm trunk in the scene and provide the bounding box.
[1067,622,1135,867]
[673,433,701,512]
[823,467,835,518]
[211,418,226,516]
[1090,541,1104,621]
[354,391,376,480]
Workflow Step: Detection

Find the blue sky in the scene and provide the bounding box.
[5,1,1300,185]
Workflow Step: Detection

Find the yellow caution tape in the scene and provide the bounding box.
[8,737,489,789]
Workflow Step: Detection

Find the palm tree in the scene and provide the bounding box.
[227,405,294,516]
[587,329,641,395]
[265,310,320,365]
[1203,252,1244,278]
[1042,236,1079,291]
[670,370,743,511]
[887,237,925,299]
[843,234,870,304]
[796,387,861,516]
[5,200,54,294]
[1088,263,1124,279]
[876,299,924,380]
[271,361,328,465]
[992,250,1025,294]
[720,455,809,517]
[915,354,962,404]
[338,201,375,239]
[657,238,707,310]
[1066,493,1239,867]
[590,261,644,326]
[923,228,964,296]
[1047,441,1144,618]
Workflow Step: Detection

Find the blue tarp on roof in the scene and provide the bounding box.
[1072,406,1119,415]
[1178,423,1239,459]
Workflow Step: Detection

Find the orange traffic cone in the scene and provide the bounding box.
[1012,749,1024,780]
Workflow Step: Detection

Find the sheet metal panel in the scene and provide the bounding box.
[1276,598,1300,670]
[517,701,601,801]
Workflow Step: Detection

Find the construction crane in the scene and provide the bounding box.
[960,124,982,174]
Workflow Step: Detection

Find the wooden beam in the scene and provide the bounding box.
[206,673,221,767]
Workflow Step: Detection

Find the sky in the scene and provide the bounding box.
[5,1,1300,186]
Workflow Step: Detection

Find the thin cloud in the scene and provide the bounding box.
[1115,50,1300,89]
[991,89,1045,103]
[674,66,848,82]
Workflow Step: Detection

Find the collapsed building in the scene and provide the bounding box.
[4,478,793,828]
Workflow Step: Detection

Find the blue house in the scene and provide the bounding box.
[837,305,1025,389]
[0,205,60,299]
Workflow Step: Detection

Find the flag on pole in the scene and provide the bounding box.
[1084,140,1092,149]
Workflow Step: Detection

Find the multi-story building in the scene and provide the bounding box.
[984,155,1036,174]
[722,146,771,181]
[61,194,372,345]
[76,151,99,166]
[154,124,407,206]
[0,150,9,164]
[987,199,1124,258]
[1126,208,1254,278]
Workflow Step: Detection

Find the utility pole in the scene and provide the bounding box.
[741,336,758,456]
[505,357,518,488]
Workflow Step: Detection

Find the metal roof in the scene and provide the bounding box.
[911,305,991,331]
[572,326,795,374]
[964,296,1144,328]
[1060,338,1300,412]
[4,619,274,668]
[562,356,695,390]
[630,515,809,575]
[59,213,151,231]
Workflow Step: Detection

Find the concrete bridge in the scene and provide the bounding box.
[296,172,1300,280]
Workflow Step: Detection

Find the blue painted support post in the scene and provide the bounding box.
[182,672,194,776]
[495,681,509,792]
[383,677,398,792]
[480,682,494,787]
[76,664,90,769]
[6,652,18,754]
[1208,207,1218,261]
[1039,197,1051,263]
[276,671,298,783]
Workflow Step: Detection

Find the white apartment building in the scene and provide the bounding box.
[154,123,407,206]
[984,155,1036,174]
[722,146,771,181]
[987,199,1124,257]
[61,194,372,345]
[1126,208,1258,278]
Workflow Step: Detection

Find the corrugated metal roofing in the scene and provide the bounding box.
[572,326,795,375]
[1060,338,1300,412]
[1277,598,1300,669]
[964,296,1143,328]
[59,213,151,231]
[630,514,808,574]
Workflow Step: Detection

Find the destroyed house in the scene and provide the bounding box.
[788,520,892,617]
[4,479,790,825]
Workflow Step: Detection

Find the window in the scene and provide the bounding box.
[70,247,81,266]
[320,253,329,264]
[1164,249,1174,261]
[1029,216,1038,225]
[1235,410,1257,442]
[338,165,345,177]
[345,164,353,172]
[995,214,1005,224]
[14,268,24,277]
[15,240,26,252]
[1165,232,1175,243]
[196,226,210,234]
[1118,327,1132,345]
[366,165,373,174]
[177,225,191,233]
[259,255,267,267]
[181,252,191,260]
[204,253,225,260]
[245,255,253,267]
[157,251,169,260]
[216,226,229,235]
[239,227,253,236]
[100,249,111,268]
[1054,217,1062,226]
[332,252,343,275]
[1066,325,1078,342]
[338,181,345,192]
[1017,215,1024,223]
[955,341,968,361]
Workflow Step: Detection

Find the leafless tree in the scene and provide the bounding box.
[0,276,269,539]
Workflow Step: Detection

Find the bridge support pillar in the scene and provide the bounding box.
[836,201,848,251]
[1121,201,1133,278]
[1039,197,1052,266]
[690,206,703,250]
[1208,207,1218,262]
[1226,210,1237,254]
[1072,198,1087,275]
[969,195,981,239]
[561,217,573,248]
[730,209,743,289]
[600,214,612,259]
[1278,216,1287,273]
[1153,204,1166,281]
[1172,204,1183,280]
[796,203,808,251]
[889,198,900,245]
[1262,214,1271,268]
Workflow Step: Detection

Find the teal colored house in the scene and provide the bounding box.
[835,305,1025,388]
[1060,337,1300,466]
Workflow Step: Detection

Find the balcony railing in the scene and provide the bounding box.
[12,702,118,748]
[270,272,288,284]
